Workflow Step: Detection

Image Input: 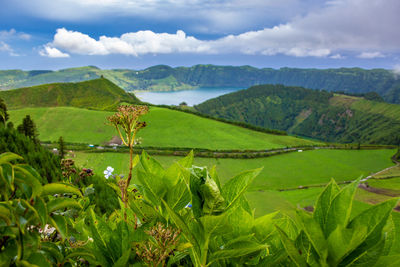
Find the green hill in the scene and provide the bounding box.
[195,84,400,144]
[0,78,140,110]
[1,65,400,103]
[8,106,319,150]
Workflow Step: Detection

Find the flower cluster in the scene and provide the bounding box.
[61,158,77,178]
[104,166,114,179]
[79,168,94,179]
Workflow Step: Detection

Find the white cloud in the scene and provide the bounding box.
[0,41,19,56]
[0,29,31,40]
[357,52,385,59]
[41,0,400,59]
[43,28,212,57]
[0,41,12,52]
[39,46,70,58]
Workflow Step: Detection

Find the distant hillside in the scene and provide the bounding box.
[0,78,140,110]
[195,84,400,144]
[1,65,400,104]
[8,107,319,149]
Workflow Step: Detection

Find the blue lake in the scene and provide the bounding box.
[134,87,243,106]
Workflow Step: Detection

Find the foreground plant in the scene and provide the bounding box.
[0,152,87,266]
[136,222,181,267]
[107,105,148,222]
[274,178,399,267]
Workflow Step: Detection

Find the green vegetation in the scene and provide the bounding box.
[0,78,140,110]
[2,150,398,266]
[1,96,399,266]
[8,106,318,149]
[195,84,400,144]
[2,65,400,103]
[0,127,61,182]
[73,149,395,212]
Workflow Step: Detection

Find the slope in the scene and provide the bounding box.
[195,84,400,144]
[0,78,140,110]
[8,106,319,150]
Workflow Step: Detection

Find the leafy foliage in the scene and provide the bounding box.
[0,126,61,182]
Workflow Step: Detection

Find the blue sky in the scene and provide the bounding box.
[0,0,399,71]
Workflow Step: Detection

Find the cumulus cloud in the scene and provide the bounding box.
[40,0,400,59]
[42,28,212,57]
[39,46,70,58]
[357,52,385,59]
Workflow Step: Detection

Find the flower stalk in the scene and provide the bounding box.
[107,105,148,223]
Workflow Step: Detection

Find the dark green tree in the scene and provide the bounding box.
[17,115,39,142]
[0,97,9,126]
[58,136,66,158]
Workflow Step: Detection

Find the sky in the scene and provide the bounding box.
[0,0,399,71]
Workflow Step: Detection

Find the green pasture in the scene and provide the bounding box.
[74,149,395,191]
[8,106,319,150]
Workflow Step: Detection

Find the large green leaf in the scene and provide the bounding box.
[0,204,12,225]
[297,210,328,262]
[33,196,47,226]
[50,214,68,239]
[222,168,262,211]
[47,198,82,213]
[0,163,14,192]
[0,152,23,165]
[325,179,359,237]
[136,170,162,206]
[348,198,398,244]
[374,255,400,267]
[113,249,130,267]
[209,244,268,264]
[140,150,165,178]
[166,179,191,212]
[276,226,308,267]
[253,211,279,243]
[326,225,367,265]
[163,151,194,189]
[41,183,82,197]
[200,212,231,237]
[313,179,340,232]
[40,242,64,263]
[13,165,43,197]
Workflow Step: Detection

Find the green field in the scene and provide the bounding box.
[73,149,395,215]
[8,106,319,150]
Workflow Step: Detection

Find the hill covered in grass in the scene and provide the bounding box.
[8,106,320,149]
[0,78,140,110]
[195,84,400,144]
[1,65,400,103]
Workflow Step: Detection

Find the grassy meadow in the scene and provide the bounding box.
[8,106,320,149]
[73,148,396,214]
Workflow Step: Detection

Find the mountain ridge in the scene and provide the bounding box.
[1,65,400,104]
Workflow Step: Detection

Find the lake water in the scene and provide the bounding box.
[134,87,243,106]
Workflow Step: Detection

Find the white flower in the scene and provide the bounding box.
[104,166,114,179]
